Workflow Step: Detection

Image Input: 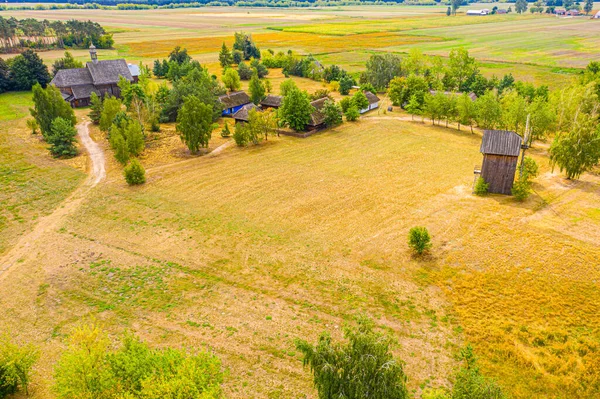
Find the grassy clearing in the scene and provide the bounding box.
[0,92,85,256]
[2,113,599,398]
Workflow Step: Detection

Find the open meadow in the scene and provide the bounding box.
[1,3,600,399]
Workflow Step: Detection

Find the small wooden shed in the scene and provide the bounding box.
[480,130,522,195]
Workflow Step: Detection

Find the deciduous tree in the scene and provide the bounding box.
[296,317,409,399]
[51,51,83,76]
[248,72,265,104]
[176,95,214,153]
[30,83,76,139]
[279,87,313,131]
[221,68,241,92]
[322,100,343,127]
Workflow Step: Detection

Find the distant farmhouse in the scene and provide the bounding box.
[595,10,600,18]
[218,91,251,116]
[51,45,138,108]
[260,94,283,110]
[360,91,380,114]
[232,103,258,124]
[466,9,490,16]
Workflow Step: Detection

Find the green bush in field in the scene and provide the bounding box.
[452,345,507,399]
[124,159,146,186]
[0,335,39,398]
[221,122,232,137]
[344,105,360,122]
[408,226,432,255]
[473,177,489,196]
[53,325,224,399]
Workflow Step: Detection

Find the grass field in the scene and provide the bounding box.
[1,4,600,398]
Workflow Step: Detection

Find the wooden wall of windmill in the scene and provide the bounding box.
[478,129,526,195]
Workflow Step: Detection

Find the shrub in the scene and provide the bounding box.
[408,226,432,255]
[521,156,539,180]
[124,159,146,185]
[233,122,249,146]
[53,325,224,399]
[0,335,39,397]
[512,177,531,201]
[26,118,39,135]
[473,177,489,196]
[221,122,232,137]
[452,345,507,399]
[344,105,360,122]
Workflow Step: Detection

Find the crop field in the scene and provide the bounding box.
[1,3,600,399]
[3,4,600,86]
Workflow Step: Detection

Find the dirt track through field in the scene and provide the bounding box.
[0,122,105,280]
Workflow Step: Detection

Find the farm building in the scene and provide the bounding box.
[360,91,380,114]
[595,10,600,18]
[232,103,258,124]
[496,9,507,14]
[307,97,327,130]
[555,8,566,15]
[466,9,489,15]
[51,45,135,108]
[566,9,579,16]
[260,94,282,109]
[479,130,523,195]
[218,91,251,116]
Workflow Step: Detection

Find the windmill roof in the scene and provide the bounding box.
[219,91,251,109]
[480,130,522,157]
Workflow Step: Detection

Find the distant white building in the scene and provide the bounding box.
[360,91,380,114]
[594,10,600,18]
[466,9,489,16]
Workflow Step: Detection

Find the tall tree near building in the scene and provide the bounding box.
[51,51,83,76]
[9,50,51,91]
[584,0,593,14]
[176,95,214,154]
[30,83,77,139]
[88,92,103,125]
[279,87,313,131]
[451,0,462,15]
[233,32,260,60]
[248,72,266,104]
[99,96,122,132]
[475,91,502,130]
[361,53,402,91]
[221,68,241,92]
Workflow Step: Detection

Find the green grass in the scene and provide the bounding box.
[0,91,33,121]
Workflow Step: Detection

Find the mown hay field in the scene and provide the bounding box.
[1,104,600,398]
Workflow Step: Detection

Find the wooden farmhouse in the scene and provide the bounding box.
[360,91,380,114]
[232,103,258,124]
[479,130,523,195]
[260,94,282,109]
[307,97,327,130]
[218,91,251,116]
[51,45,137,107]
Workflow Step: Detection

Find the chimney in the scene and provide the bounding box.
[89,44,97,64]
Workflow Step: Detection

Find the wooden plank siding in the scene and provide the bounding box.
[481,154,518,195]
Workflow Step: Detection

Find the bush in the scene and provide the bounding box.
[124,159,146,185]
[408,226,432,255]
[344,105,360,122]
[452,345,507,399]
[511,177,531,201]
[0,335,39,397]
[521,156,539,180]
[233,122,249,146]
[54,325,224,399]
[473,177,489,196]
[221,122,232,137]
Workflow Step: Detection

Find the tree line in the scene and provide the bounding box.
[0,17,113,53]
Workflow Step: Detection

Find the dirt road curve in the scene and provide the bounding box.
[0,121,105,279]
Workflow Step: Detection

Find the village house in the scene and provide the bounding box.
[260,94,283,109]
[595,10,600,18]
[307,97,327,130]
[51,45,137,108]
[232,103,258,124]
[360,91,380,114]
[218,91,251,116]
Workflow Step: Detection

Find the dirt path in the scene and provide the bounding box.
[0,122,105,279]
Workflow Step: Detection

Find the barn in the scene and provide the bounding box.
[307,97,327,130]
[218,91,251,116]
[479,130,523,195]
